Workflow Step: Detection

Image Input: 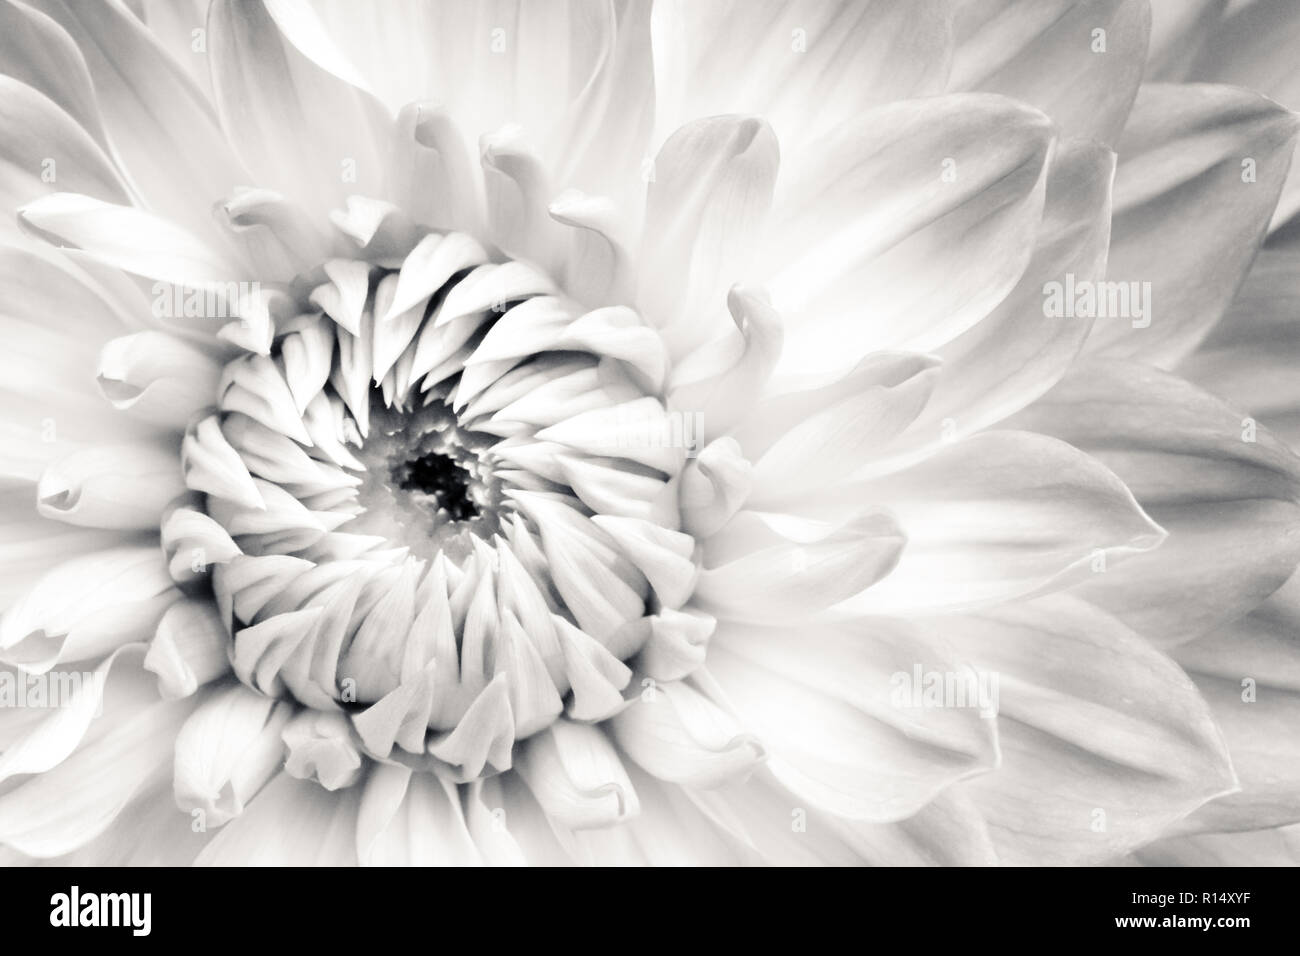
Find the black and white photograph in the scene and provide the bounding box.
[0,0,1297,920]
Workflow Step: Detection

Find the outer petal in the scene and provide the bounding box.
[696,511,905,623]
[703,617,999,822]
[831,430,1165,614]
[1170,570,1300,832]
[172,681,293,828]
[949,0,1150,145]
[1084,84,1300,367]
[953,596,1237,866]
[765,93,1053,375]
[1137,824,1300,866]
[0,504,126,609]
[208,0,390,221]
[0,545,178,673]
[139,0,215,101]
[883,138,1115,463]
[24,0,252,251]
[1182,0,1300,231]
[19,192,248,288]
[637,115,779,358]
[0,246,160,485]
[36,439,185,531]
[0,692,198,858]
[1009,359,1300,645]
[31,779,214,866]
[1178,246,1300,448]
[0,0,110,149]
[356,764,482,865]
[651,0,953,163]
[609,680,764,790]
[686,767,993,866]
[309,0,653,198]
[515,719,639,830]
[1169,675,1300,834]
[194,771,361,865]
[1144,0,1225,82]
[0,75,127,212]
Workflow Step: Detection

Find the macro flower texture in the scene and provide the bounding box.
[2,0,1300,868]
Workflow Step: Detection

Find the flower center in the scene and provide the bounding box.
[176,223,706,783]
[350,392,502,562]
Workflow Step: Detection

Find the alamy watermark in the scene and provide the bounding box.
[1042,273,1152,328]
[0,669,104,714]
[50,887,151,936]
[591,407,703,459]
[889,665,999,718]
[152,280,261,319]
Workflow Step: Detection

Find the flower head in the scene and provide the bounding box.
[2,0,1299,867]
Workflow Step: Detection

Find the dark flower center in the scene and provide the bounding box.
[394,450,479,522]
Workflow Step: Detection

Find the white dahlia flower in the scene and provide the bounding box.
[1,0,1299,867]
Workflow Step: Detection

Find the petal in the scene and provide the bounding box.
[952,595,1237,865]
[19,192,247,288]
[96,331,223,431]
[515,719,639,830]
[0,0,110,148]
[883,139,1116,462]
[835,789,1000,866]
[308,0,651,206]
[194,770,361,865]
[666,287,783,442]
[609,680,765,789]
[0,643,153,783]
[1174,566,1300,695]
[1178,246,1300,448]
[553,0,656,212]
[356,764,482,866]
[282,710,363,790]
[208,0,390,220]
[1,545,177,673]
[651,0,953,164]
[0,247,161,484]
[766,93,1053,374]
[1009,359,1300,645]
[1169,674,1300,833]
[0,503,126,609]
[1137,825,1300,866]
[173,681,294,827]
[37,777,214,866]
[678,437,751,538]
[0,75,126,211]
[387,102,483,236]
[743,355,940,505]
[685,766,863,865]
[560,764,745,866]
[0,693,197,858]
[139,0,215,100]
[24,0,252,249]
[696,511,905,623]
[1145,0,1225,82]
[949,0,1150,145]
[691,770,1000,864]
[36,438,185,530]
[1084,83,1300,367]
[705,616,999,822]
[144,597,233,699]
[1183,0,1300,230]
[637,114,780,358]
[833,430,1165,614]
[1169,569,1300,832]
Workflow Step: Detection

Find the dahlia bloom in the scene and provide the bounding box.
[1,0,1298,866]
